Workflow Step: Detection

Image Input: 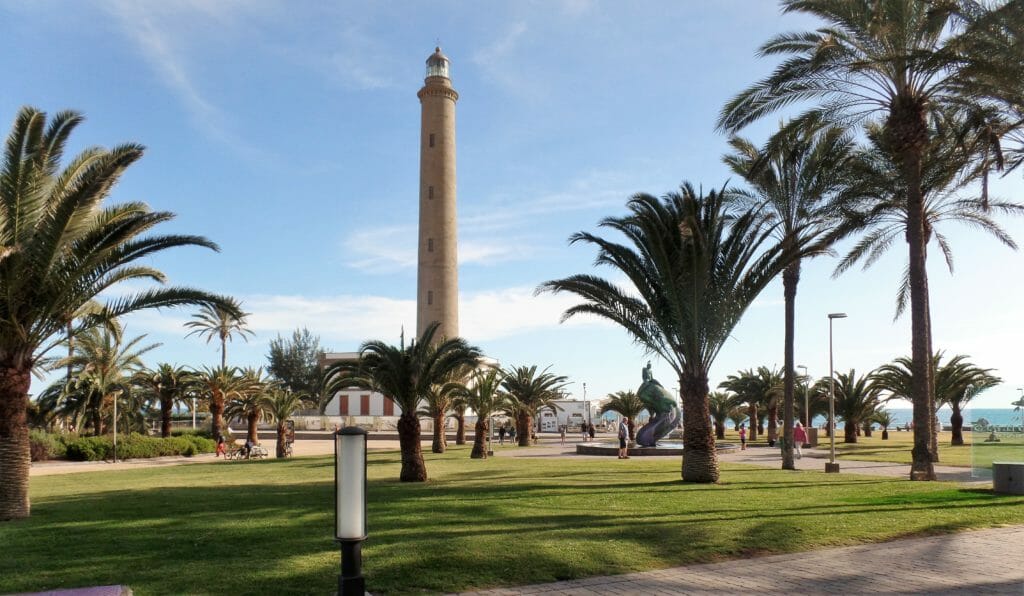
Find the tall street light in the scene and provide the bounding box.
[797,364,810,447]
[826,313,847,473]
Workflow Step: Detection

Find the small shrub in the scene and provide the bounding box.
[63,433,217,461]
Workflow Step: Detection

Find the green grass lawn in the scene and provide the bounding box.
[2,447,1023,595]
[827,430,1024,469]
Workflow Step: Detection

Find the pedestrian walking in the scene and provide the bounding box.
[581,423,588,442]
[793,422,808,459]
[588,422,595,441]
[559,425,566,446]
[498,424,506,445]
[215,434,226,458]
[739,423,747,450]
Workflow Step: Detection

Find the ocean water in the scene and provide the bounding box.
[725,408,1021,429]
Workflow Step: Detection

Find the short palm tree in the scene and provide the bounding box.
[325,322,480,482]
[224,367,273,445]
[935,354,1000,445]
[708,391,739,440]
[185,297,254,368]
[725,122,857,469]
[193,366,249,441]
[540,184,814,482]
[719,367,782,442]
[261,389,309,458]
[718,0,1019,481]
[873,409,895,440]
[457,368,508,459]
[831,369,882,444]
[0,107,235,520]
[418,370,468,454]
[599,390,646,441]
[133,364,194,438]
[501,365,568,447]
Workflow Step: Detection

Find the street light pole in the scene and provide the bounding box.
[826,313,847,473]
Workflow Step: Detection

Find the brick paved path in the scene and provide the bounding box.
[457,525,1024,595]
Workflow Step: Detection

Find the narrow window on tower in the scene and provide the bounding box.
[428,186,434,200]
[427,290,433,305]
[428,238,434,252]
[429,133,435,147]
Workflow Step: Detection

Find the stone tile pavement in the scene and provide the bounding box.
[456,525,1024,595]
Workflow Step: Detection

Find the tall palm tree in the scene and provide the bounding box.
[224,367,273,445]
[831,369,882,444]
[325,323,480,482]
[133,364,194,438]
[725,123,857,469]
[501,365,568,447]
[456,368,508,459]
[185,297,254,368]
[261,388,309,458]
[718,0,1019,481]
[193,366,248,441]
[0,107,236,520]
[707,391,739,440]
[599,390,646,441]
[540,185,814,482]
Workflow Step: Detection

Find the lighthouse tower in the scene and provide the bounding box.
[416,47,459,340]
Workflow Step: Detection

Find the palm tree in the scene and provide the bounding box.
[133,364,194,438]
[727,406,748,436]
[325,322,480,482]
[457,368,508,459]
[54,325,159,437]
[501,365,568,447]
[450,400,468,446]
[540,184,814,482]
[418,369,469,454]
[719,368,782,442]
[718,0,1019,481]
[725,123,857,469]
[185,297,254,368]
[874,409,894,440]
[193,366,248,441]
[224,367,273,445]
[261,389,309,458]
[0,107,236,520]
[934,354,1000,445]
[707,392,739,440]
[599,391,646,441]
[831,369,882,444]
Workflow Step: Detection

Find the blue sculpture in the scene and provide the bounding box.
[636,361,681,447]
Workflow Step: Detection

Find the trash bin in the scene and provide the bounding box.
[807,427,819,447]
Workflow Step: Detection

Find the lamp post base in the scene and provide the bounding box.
[338,538,365,595]
[825,462,841,473]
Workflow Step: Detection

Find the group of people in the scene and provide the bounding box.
[736,422,810,458]
[556,422,597,445]
[497,423,516,445]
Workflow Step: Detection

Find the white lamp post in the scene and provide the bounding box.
[335,426,367,595]
[112,390,118,464]
[826,313,847,473]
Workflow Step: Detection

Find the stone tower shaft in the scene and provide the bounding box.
[416,48,459,340]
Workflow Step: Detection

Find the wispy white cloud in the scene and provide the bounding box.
[471,21,534,95]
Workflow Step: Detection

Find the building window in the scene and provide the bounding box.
[429,133,435,147]
[428,186,434,200]
[427,290,433,305]
[428,238,434,252]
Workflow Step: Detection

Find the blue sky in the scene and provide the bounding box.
[3,1,1022,410]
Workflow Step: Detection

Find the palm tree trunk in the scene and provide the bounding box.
[518,412,531,446]
[715,417,726,440]
[767,403,778,443]
[950,405,964,446]
[844,421,857,443]
[925,295,939,462]
[863,422,872,438]
[220,335,227,369]
[680,373,718,483]
[0,363,32,520]
[747,403,758,441]
[210,394,225,440]
[781,262,799,470]
[432,412,446,453]
[397,413,427,481]
[896,119,936,480]
[471,419,487,459]
[160,396,173,438]
[246,412,259,444]
[455,413,466,445]
[66,320,74,385]
[276,422,287,458]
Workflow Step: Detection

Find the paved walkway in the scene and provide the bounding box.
[457,525,1024,595]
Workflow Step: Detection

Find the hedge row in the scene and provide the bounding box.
[29,432,217,462]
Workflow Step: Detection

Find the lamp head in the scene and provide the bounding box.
[828,313,848,319]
